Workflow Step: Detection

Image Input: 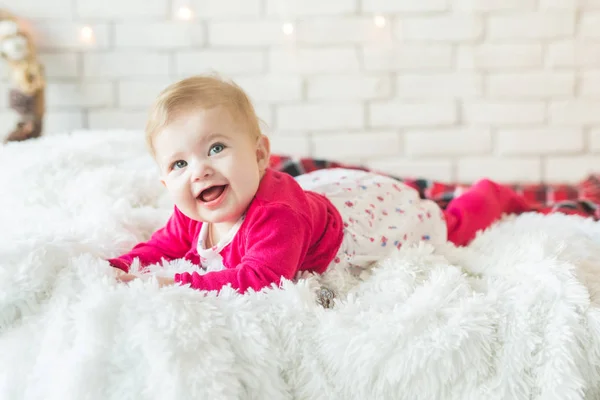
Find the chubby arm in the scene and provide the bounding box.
[108,206,194,272]
[174,205,311,293]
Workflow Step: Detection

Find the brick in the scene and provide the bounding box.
[254,104,274,128]
[209,21,290,47]
[488,72,574,98]
[458,158,542,183]
[176,50,265,76]
[396,73,482,98]
[84,53,170,77]
[277,104,364,131]
[33,23,110,50]
[38,53,79,78]
[234,76,302,102]
[270,48,359,74]
[307,75,392,100]
[366,158,453,182]
[44,112,85,134]
[369,102,456,127]
[10,0,73,18]
[454,0,535,11]
[545,156,600,182]
[266,0,356,16]
[0,113,20,136]
[590,130,600,152]
[399,15,483,42]
[463,102,545,125]
[0,83,8,108]
[488,13,575,40]
[46,82,114,108]
[118,80,173,108]
[549,101,600,124]
[547,41,600,67]
[581,13,600,38]
[190,0,260,17]
[115,22,204,48]
[496,128,584,155]
[88,110,148,130]
[457,44,543,70]
[76,0,168,18]
[363,45,453,72]
[584,0,600,8]
[313,131,401,159]
[0,63,7,82]
[539,0,579,8]
[404,128,491,156]
[296,17,392,45]
[362,0,447,12]
[578,72,600,97]
[268,135,311,157]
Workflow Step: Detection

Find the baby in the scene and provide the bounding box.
[110,75,531,292]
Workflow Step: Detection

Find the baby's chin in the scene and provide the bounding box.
[191,208,246,225]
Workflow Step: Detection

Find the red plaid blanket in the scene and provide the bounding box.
[270,155,600,221]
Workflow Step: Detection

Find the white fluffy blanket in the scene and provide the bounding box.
[1,131,600,400]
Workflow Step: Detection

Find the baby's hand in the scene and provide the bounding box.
[156,276,176,287]
[115,273,137,283]
[116,273,175,287]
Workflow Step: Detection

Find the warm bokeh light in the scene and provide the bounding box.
[177,6,193,21]
[282,22,294,35]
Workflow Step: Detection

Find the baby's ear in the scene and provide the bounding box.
[256,135,271,171]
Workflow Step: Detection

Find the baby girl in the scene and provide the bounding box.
[109,75,530,292]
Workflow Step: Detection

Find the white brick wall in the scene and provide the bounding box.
[362,0,447,13]
[192,0,261,18]
[307,75,392,100]
[265,0,356,16]
[76,0,168,19]
[488,13,575,40]
[463,102,545,125]
[370,102,457,127]
[496,128,584,155]
[591,130,600,152]
[404,128,491,156]
[396,73,482,98]
[488,72,574,98]
[458,44,543,69]
[2,0,599,183]
[458,157,542,183]
[115,23,204,48]
[313,131,401,159]
[580,13,600,38]
[277,104,364,131]
[455,0,536,11]
[399,15,484,42]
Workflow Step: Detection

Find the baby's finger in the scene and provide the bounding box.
[116,273,137,283]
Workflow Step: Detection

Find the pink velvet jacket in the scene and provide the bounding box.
[108,169,344,293]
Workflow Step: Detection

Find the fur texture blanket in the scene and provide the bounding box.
[1,131,600,400]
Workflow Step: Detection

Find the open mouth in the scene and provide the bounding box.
[198,185,228,203]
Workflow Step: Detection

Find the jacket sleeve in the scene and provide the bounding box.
[174,205,311,293]
[108,206,195,272]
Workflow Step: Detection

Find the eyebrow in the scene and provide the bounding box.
[159,152,182,170]
[202,132,228,144]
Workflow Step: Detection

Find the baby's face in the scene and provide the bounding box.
[153,106,269,230]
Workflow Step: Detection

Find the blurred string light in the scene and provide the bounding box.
[74,6,387,47]
[282,22,294,35]
[177,6,193,21]
[79,25,94,43]
[374,15,386,28]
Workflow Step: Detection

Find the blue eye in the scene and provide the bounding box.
[209,143,225,156]
[171,160,187,170]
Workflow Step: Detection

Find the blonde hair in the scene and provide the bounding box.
[146,75,262,156]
